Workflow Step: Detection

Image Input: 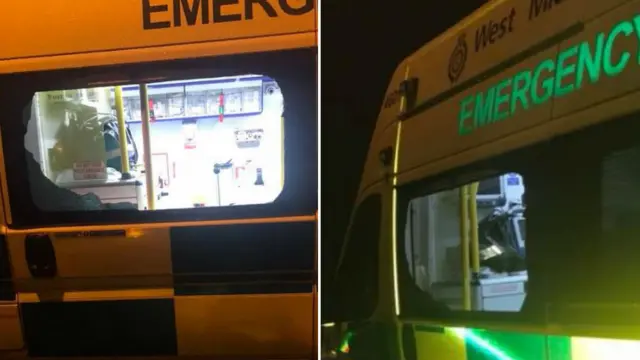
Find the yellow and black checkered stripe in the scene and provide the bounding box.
[3,218,316,358]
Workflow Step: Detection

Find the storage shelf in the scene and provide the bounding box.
[126,111,263,124]
[117,75,273,123]
[116,75,273,93]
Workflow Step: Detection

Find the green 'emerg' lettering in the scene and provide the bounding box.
[493,78,512,121]
[474,87,496,128]
[554,44,578,97]
[532,58,555,105]
[458,96,475,135]
[510,70,531,114]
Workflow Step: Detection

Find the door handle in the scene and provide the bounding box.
[24,234,57,278]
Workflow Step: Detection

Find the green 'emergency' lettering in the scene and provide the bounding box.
[458,14,640,136]
[532,58,555,104]
[474,87,495,129]
[575,32,604,89]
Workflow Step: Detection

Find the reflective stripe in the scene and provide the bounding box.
[7,214,316,234]
[18,288,174,303]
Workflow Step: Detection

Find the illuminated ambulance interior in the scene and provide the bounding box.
[405,173,527,312]
[25,75,284,211]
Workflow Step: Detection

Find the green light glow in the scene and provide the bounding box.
[449,326,640,359]
[458,14,640,136]
[338,331,354,354]
[451,327,515,360]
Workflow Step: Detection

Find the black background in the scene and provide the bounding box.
[320,1,486,318]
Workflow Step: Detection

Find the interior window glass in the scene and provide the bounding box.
[24,76,284,212]
[401,173,528,314]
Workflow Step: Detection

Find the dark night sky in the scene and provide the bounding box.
[320,1,485,315]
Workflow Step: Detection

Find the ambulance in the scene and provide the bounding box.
[323,0,640,359]
[0,0,317,357]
